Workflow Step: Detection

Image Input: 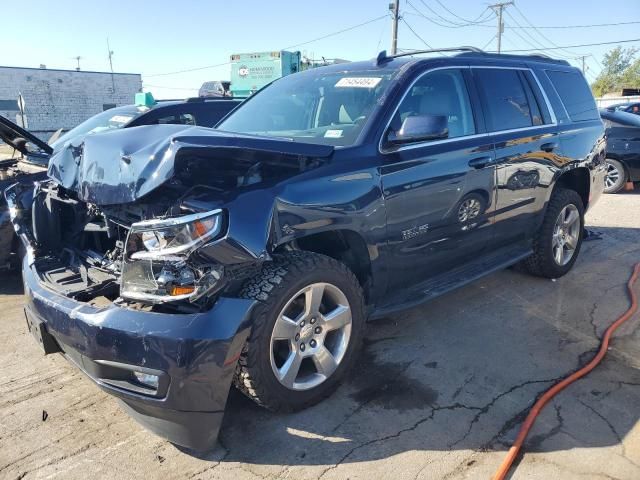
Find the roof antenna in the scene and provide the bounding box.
[376,50,389,66]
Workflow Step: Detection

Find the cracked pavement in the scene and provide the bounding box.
[1,191,639,480]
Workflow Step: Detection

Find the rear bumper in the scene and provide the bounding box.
[22,257,257,450]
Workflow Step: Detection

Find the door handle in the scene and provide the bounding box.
[541,142,558,152]
[468,156,493,169]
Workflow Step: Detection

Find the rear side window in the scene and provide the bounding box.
[474,69,537,131]
[153,113,197,126]
[546,70,598,122]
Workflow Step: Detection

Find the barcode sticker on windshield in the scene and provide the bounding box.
[324,129,343,138]
[110,115,134,124]
[335,77,382,88]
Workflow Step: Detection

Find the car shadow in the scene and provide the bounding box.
[190,225,640,470]
[0,270,23,295]
[4,227,639,472]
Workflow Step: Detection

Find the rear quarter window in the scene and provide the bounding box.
[546,70,598,122]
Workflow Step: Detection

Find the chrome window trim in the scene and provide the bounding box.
[378,65,559,154]
[528,70,558,124]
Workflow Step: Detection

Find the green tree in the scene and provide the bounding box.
[620,57,640,87]
[592,46,639,97]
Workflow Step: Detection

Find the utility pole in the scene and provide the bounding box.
[390,0,400,55]
[489,2,513,53]
[577,55,587,74]
[107,38,116,93]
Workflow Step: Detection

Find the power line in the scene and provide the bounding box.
[403,12,640,30]
[145,61,232,78]
[281,14,389,50]
[406,0,493,29]
[511,3,582,58]
[401,17,435,49]
[481,34,498,51]
[399,37,640,56]
[146,14,388,77]
[505,20,640,29]
[503,11,575,61]
[418,0,493,27]
[494,38,640,53]
[432,0,493,25]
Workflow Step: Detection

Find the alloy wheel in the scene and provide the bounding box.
[458,198,482,223]
[605,162,621,191]
[551,204,580,266]
[269,283,352,391]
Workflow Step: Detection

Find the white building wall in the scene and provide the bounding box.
[0,66,142,139]
[595,95,640,108]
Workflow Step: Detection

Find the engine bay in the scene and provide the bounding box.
[18,147,317,310]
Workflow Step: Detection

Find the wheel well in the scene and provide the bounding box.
[275,230,372,298]
[554,168,590,209]
[466,189,490,206]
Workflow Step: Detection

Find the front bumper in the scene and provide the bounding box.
[22,257,257,450]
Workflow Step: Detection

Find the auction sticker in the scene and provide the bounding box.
[335,77,382,88]
[324,129,344,138]
[110,115,134,124]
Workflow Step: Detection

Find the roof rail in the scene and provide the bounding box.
[376,46,483,65]
[185,96,234,102]
[527,53,552,60]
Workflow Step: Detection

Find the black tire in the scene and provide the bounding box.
[234,252,365,412]
[604,159,626,194]
[520,188,585,279]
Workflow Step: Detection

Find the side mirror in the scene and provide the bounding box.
[387,114,449,145]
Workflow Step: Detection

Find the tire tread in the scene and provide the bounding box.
[234,251,364,411]
[521,188,584,278]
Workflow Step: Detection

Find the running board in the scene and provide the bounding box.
[370,244,532,319]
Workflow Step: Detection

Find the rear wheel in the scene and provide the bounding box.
[604,159,626,193]
[234,252,365,411]
[520,188,584,279]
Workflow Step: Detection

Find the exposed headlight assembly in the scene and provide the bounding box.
[121,210,225,303]
[130,213,221,260]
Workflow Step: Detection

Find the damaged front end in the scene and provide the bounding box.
[10,125,331,311]
[7,124,333,450]
[8,181,228,310]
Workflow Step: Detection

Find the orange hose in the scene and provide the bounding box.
[492,262,640,480]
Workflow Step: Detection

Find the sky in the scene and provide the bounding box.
[3,0,639,99]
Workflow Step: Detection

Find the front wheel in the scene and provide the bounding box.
[234,252,365,411]
[456,192,487,224]
[520,188,584,279]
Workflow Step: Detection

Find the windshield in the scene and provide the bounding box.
[217,68,396,146]
[51,105,148,150]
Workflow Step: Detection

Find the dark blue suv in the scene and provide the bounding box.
[7,47,605,451]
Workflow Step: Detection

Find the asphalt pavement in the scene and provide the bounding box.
[1,190,639,480]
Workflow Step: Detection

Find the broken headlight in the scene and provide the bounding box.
[121,210,225,303]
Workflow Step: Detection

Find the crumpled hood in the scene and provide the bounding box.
[47,125,334,205]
